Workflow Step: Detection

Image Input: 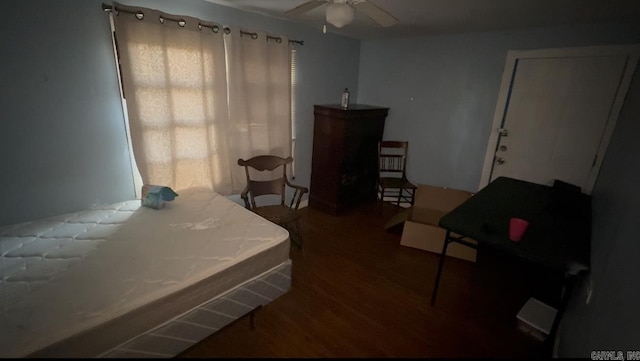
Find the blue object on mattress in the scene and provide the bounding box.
[141,185,179,209]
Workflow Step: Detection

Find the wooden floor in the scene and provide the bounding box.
[179,200,553,358]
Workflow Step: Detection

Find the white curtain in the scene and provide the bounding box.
[114,3,291,194]
[225,29,292,188]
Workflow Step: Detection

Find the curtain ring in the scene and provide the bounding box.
[198,23,202,30]
[212,25,220,33]
[178,19,186,27]
[135,11,144,20]
[251,33,258,40]
[223,27,231,34]
[276,37,282,43]
[159,16,164,24]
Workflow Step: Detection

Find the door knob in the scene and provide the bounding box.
[496,157,506,165]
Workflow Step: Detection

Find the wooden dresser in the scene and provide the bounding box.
[309,104,389,215]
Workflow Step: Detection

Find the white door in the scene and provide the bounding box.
[480,45,639,193]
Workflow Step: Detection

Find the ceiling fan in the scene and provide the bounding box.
[285,0,398,29]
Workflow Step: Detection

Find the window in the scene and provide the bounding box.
[290,47,297,179]
[109,15,143,197]
[110,6,294,194]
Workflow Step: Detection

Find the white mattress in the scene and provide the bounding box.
[0,188,290,358]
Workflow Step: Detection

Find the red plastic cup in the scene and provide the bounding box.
[509,218,529,242]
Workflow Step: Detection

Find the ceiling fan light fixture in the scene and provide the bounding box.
[325,2,355,28]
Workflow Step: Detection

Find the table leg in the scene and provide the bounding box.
[431,230,451,306]
[542,273,577,356]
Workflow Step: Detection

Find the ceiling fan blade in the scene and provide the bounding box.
[285,0,327,17]
[354,1,398,27]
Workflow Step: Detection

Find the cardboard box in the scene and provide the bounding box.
[516,297,558,342]
[399,184,478,262]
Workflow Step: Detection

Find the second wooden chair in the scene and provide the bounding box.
[377,141,417,213]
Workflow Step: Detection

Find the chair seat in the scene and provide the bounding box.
[379,177,417,189]
[254,205,301,225]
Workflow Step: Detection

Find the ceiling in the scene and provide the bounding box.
[204,0,640,40]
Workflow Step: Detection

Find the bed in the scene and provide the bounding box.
[0,188,291,358]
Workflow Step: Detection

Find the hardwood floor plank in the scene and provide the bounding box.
[179,201,547,358]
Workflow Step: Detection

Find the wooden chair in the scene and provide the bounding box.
[377,141,417,213]
[238,155,308,249]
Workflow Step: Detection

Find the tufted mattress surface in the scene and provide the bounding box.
[0,188,290,357]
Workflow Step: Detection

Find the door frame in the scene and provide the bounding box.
[479,44,640,193]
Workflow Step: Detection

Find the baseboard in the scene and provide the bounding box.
[300,197,410,209]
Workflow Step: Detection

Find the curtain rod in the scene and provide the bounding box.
[102,3,304,46]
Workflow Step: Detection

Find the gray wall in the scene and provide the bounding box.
[0,0,360,225]
[557,69,640,357]
[1,0,135,225]
[357,22,640,192]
